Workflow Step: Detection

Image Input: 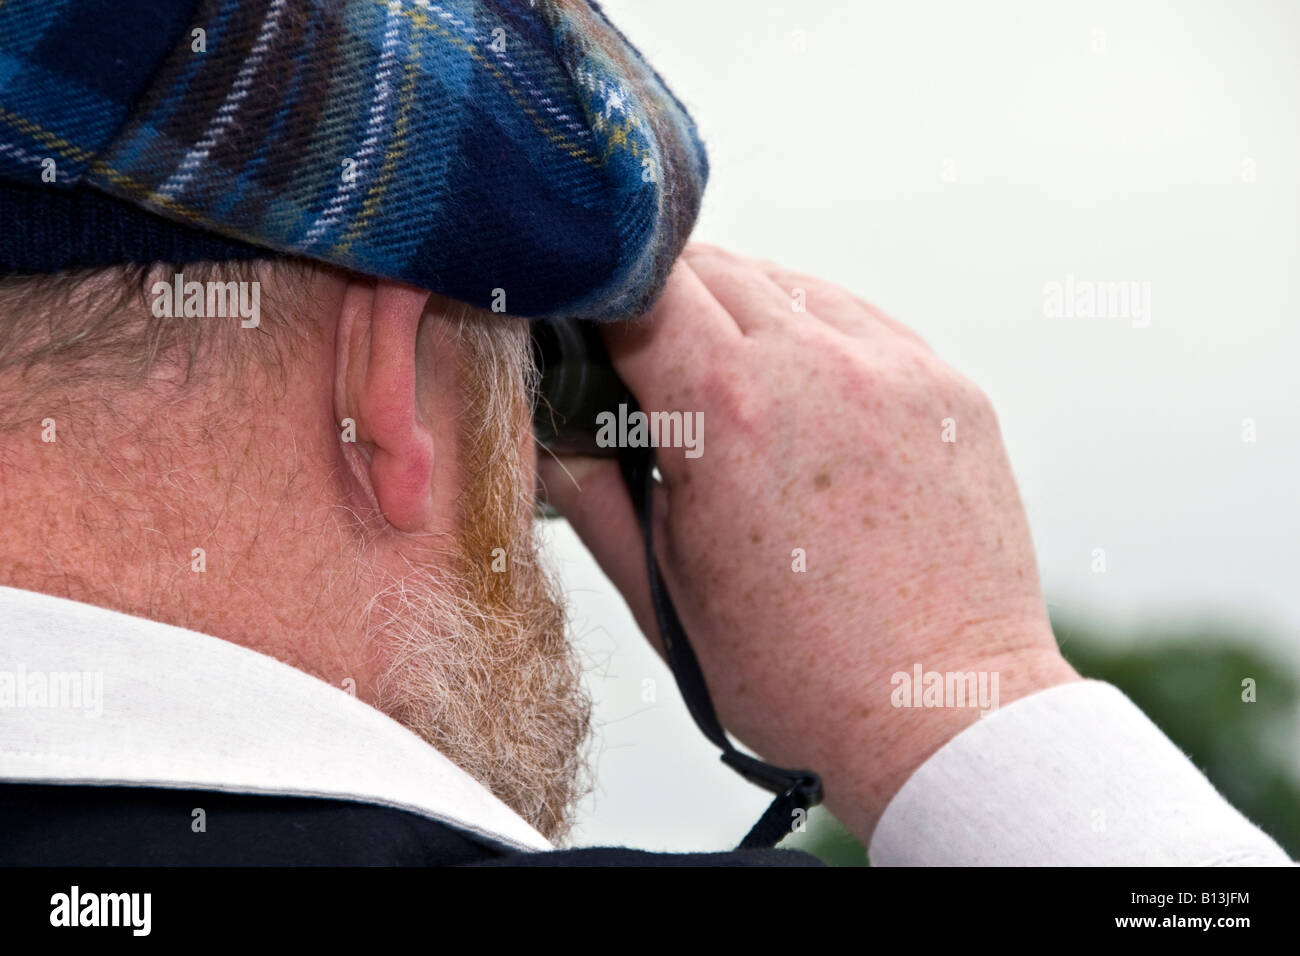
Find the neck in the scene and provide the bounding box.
[0,360,385,702]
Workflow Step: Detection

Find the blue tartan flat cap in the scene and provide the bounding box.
[0,0,708,320]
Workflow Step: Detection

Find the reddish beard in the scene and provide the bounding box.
[370,311,592,842]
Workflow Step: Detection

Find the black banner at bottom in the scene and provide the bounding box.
[0,864,1289,942]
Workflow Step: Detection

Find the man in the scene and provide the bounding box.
[0,0,1289,865]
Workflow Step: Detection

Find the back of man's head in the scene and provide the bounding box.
[0,259,591,840]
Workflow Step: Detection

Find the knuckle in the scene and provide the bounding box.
[703,364,765,433]
[902,353,993,417]
[941,367,996,421]
[955,371,993,409]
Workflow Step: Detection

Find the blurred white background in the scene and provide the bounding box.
[545,0,1300,850]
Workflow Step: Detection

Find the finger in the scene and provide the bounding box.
[537,454,667,657]
[754,263,875,337]
[682,244,789,334]
[601,259,738,409]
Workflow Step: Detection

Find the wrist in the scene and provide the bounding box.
[826,644,1079,845]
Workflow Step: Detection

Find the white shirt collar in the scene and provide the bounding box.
[0,585,551,852]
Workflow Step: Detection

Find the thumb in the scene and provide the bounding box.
[538,453,665,653]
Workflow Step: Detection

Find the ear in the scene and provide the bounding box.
[335,278,436,533]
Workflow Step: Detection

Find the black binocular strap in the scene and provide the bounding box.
[617,440,823,850]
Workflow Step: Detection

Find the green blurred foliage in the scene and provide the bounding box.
[781,615,1300,866]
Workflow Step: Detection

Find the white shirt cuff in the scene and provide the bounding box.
[868,679,1291,866]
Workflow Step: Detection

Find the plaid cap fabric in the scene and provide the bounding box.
[0,0,708,321]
